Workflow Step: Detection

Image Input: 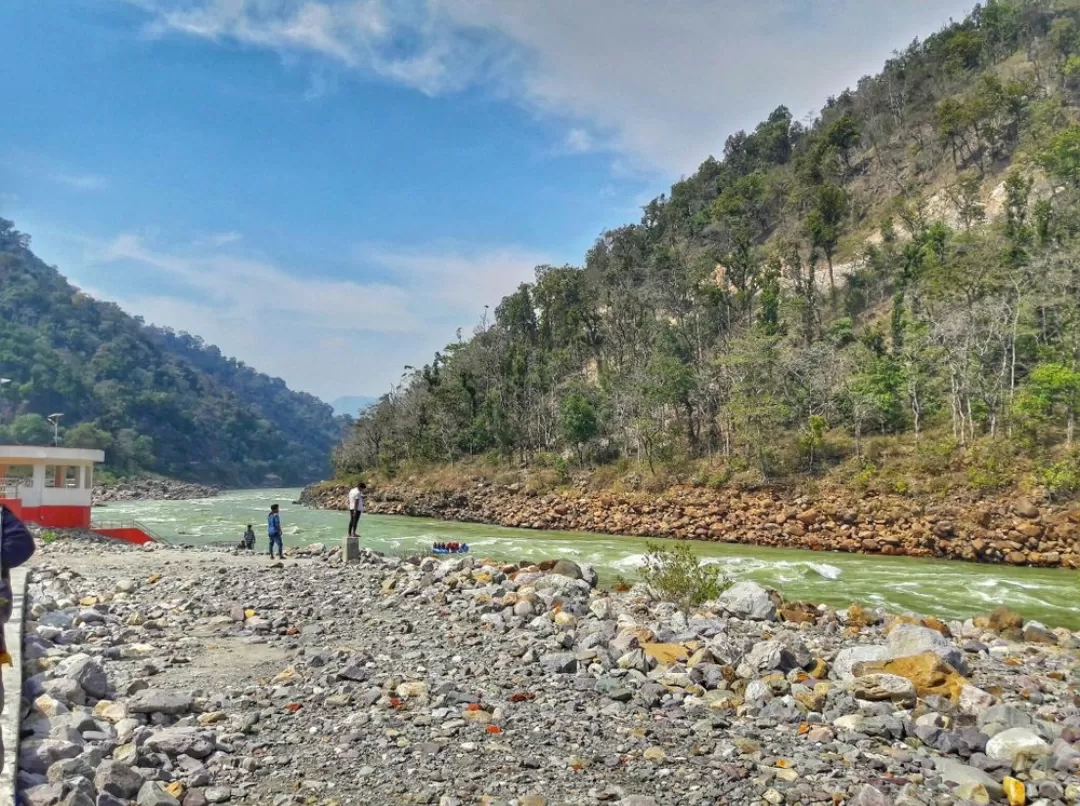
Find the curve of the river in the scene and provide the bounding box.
[94,488,1080,628]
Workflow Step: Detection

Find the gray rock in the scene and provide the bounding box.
[19,740,82,775]
[848,785,891,806]
[144,727,215,759]
[743,640,785,673]
[539,653,577,674]
[127,690,195,715]
[95,760,145,798]
[977,704,1032,731]
[847,674,916,706]
[137,782,181,806]
[718,581,777,621]
[550,559,582,580]
[55,654,110,699]
[933,757,1003,798]
[23,783,64,806]
[885,624,966,672]
[204,788,231,804]
[832,645,890,681]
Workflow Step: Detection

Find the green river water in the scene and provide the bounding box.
[94,488,1080,629]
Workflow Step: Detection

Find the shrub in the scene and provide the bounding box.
[1037,456,1080,501]
[638,542,728,614]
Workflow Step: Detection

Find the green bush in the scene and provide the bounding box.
[1037,456,1080,501]
[638,542,728,614]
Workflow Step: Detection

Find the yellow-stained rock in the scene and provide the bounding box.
[1003,777,1026,806]
[885,614,951,637]
[808,658,829,679]
[272,666,299,685]
[852,652,966,701]
[79,596,98,606]
[167,782,185,799]
[643,746,667,762]
[553,611,577,628]
[642,643,689,666]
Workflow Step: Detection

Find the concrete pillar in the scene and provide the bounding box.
[342,536,361,562]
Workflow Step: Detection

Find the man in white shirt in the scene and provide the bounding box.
[347,483,365,537]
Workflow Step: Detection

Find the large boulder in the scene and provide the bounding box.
[851,652,966,701]
[55,654,110,700]
[885,624,967,673]
[95,760,145,798]
[127,689,195,715]
[144,727,215,759]
[985,727,1051,766]
[832,645,890,681]
[550,559,583,580]
[718,581,777,621]
[934,758,1004,799]
[847,673,917,707]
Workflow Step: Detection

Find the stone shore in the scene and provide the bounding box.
[15,533,1080,806]
[301,481,1080,569]
[92,480,219,506]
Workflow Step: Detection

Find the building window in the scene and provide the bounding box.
[84,467,93,489]
[0,465,34,487]
[44,466,58,488]
[64,467,80,489]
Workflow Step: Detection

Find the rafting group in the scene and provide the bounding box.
[432,541,469,555]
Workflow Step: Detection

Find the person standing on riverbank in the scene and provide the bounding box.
[347,483,365,538]
[267,504,284,559]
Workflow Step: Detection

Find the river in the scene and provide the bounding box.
[94,488,1080,628]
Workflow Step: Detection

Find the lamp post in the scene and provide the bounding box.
[0,379,10,428]
[47,413,63,446]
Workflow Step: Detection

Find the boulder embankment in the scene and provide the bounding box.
[16,533,1080,805]
[92,478,219,505]
[301,480,1080,568]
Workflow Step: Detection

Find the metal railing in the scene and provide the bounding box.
[89,519,169,545]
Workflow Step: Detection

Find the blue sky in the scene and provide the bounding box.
[1,0,973,401]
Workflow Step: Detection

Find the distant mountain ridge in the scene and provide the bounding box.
[0,219,345,486]
[331,396,378,417]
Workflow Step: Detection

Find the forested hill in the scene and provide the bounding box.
[0,221,344,486]
[337,0,1080,502]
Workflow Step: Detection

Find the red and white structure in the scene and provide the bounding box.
[0,445,104,528]
[0,445,162,544]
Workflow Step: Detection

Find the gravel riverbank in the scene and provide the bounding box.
[16,536,1080,806]
[92,480,220,505]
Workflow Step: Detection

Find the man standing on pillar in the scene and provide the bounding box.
[347,482,365,538]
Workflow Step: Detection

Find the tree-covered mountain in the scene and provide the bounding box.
[0,222,345,486]
[338,0,1080,502]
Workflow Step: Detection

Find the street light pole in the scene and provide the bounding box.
[47,413,63,446]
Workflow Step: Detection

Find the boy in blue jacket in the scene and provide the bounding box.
[267,504,284,559]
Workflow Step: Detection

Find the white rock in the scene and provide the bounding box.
[985,727,1051,765]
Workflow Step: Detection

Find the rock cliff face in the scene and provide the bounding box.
[301,481,1080,568]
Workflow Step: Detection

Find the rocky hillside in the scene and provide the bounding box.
[335,0,1080,508]
[18,535,1080,805]
[302,479,1080,568]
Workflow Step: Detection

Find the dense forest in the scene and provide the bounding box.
[0,224,345,486]
[337,0,1080,503]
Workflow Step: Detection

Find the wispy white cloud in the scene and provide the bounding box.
[124,0,975,174]
[49,172,110,191]
[77,231,546,397]
[192,230,243,247]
